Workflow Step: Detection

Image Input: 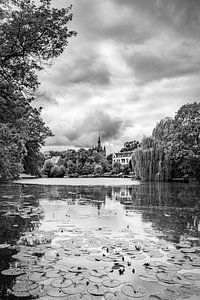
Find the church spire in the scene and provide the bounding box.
[98,132,101,147]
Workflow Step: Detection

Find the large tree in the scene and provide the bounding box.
[169,102,200,179]
[0,0,76,178]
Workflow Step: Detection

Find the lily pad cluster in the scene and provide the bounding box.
[1,188,200,300]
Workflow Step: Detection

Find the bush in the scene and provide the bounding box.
[49,165,66,178]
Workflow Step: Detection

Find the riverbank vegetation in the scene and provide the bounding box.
[42,148,113,178]
[132,102,200,182]
[0,0,76,179]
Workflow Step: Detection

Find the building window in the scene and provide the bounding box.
[122,159,125,163]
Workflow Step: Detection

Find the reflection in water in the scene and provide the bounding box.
[0,181,200,299]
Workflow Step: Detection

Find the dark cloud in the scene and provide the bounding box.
[112,0,200,37]
[46,109,130,148]
[126,44,200,84]
[40,0,200,151]
[69,60,111,86]
[43,52,111,88]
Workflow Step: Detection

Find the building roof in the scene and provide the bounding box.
[49,156,61,164]
[113,151,134,158]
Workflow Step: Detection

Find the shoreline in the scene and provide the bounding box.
[14,177,140,186]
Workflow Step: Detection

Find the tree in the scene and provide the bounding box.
[94,164,103,175]
[120,140,140,152]
[66,160,76,175]
[0,0,76,92]
[113,162,122,175]
[42,159,54,177]
[77,148,88,165]
[0,124,25,178]
[23,142,45,176]
[169,102,200,180]
[50,165,65,178]
[82,162,93,175]
[132,138,171,181]
[0,0,76,179]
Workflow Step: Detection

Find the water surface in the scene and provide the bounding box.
[0,180,200,299]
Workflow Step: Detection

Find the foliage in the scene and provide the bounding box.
[112,162,122,175]
[42,159,54,177]
[42,159,65,177]
[132,138,171,181]
[0,0,76,179]
[168,102,200,179]
[120,140,140,152]
[23,142,45,176]
[0,124,24,178]
[82,162,93,175]
[65,159,76,175]
[133,102,200,182]
[60,147,112,176]
[94,164,103,175]
[49,164,65,177]
[0,0,76,92]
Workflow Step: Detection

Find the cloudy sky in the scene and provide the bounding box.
[38,0,200,153]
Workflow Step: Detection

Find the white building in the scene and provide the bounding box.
[112,151,133,166]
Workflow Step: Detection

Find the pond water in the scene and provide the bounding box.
[0,179,200,299]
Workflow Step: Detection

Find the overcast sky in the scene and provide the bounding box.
[38,0,200,153]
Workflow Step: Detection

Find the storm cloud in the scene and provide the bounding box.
[39,0,200,152]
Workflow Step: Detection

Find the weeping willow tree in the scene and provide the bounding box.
[132,137,171,182]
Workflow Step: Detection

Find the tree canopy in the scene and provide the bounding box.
[0,0,76,178]
[132,102,200,182]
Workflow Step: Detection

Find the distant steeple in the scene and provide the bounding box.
[98,132,101,148]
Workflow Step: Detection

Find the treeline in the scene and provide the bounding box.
[43,149,113,177]
[132,102,200,182]
[0,0,76,179]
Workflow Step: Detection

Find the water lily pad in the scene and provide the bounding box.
[90,269,107,278]
[51,278,73,288]
[89,274,108,283]
[156,272,177,284]
[181,248,196,253]
[62,283,86,295]
[182,272,200,281]
[102,278,121,288]
[29,286,47,297]
[46,270,64,278]
[172,274,194,285]
[29,271,44,281]
[65,273,84,280]
[138,272,158,282]
[12,281,38,292]
[11,290,30,298]
[1,268,25,276]
[47,288,67,297]
[87,283,108,296]
[121,284,146,298]
[69,266,87,273]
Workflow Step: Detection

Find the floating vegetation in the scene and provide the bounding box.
[121,284,147,298]
[87,283,108,296]
[1,184,200,300]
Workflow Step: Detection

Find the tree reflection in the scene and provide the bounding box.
[112,183,200,243]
